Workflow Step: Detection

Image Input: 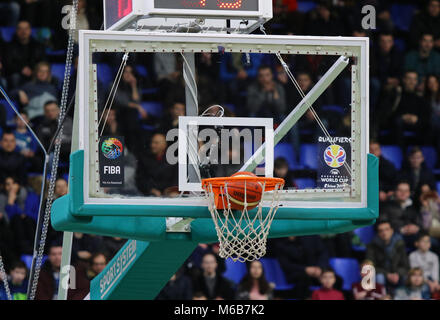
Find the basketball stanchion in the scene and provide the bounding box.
[202,172,285,262]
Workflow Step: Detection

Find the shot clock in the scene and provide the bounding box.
[104,0,272,31]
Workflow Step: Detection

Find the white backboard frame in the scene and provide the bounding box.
[178,116,274,192]
[78,30,369,210]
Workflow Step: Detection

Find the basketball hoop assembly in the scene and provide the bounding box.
[202,174,284,262]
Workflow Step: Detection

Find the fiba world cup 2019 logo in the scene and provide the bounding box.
[101,138,123,160]
[324,144,346,168]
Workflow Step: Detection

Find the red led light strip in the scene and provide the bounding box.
[217,0,243,9]
[182,0,207,8]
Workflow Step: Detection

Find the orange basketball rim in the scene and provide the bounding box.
[202,175,285,210]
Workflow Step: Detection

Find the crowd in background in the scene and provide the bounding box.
[1,0,440,300]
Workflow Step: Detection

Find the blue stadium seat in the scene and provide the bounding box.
[135,65,148,78]
[222,258,247,284]
[420,146,437,170]
[259,257,294,290]
[391,4,417,31]
[300,144,318,169]
[140,101,163,118]
[329,258,361,291]
[224,103,236,113]
[295,178,316,189]
[297,1,317,13]
[393,38,407,52]
[380,145,403,170]
[51,63,68,83]
[275,143,297,169]
[321,105,345,115]
[141,87,159,95]
[1,27,15,42]
[354,225,375,245]
[0,98,18,125]
[96,63,115,86]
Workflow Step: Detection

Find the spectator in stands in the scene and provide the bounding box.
[394,267,431,300]
[276,236,329,299]
[389,71,430,152]
[88,252,107,277]
[157,267,194,300]
[112,65,146,129]
[158,101,185,135]
[0,261,28,300]
[35,242,63,300]
[304,0,344,37]
[371,33,403,87]
[405,34,440,80]
[185,243,226,281]
[285,71,325,149]
[36,101,72,163]
[17,61,59,122]
[400,147,436,197]
[246,65,286,124]
[220,53,264,109]
[268,0,305,35]
[100,109,122,138]
[424,75,440,158]
[409,232,440,293]
[192,252,235,300]
[0,175,36,257]
[71,232,102,266]
[154,53,186,106]
[409,0,440,50]
[420,188,440,238]
[352,260,388,300]
[192,292,208,300]
[0,210,15,272]
[380,181,423,248]
[0,1,20,27]
[135,132,178,197]
[0,176,27,221]
[369,141,397,203]
[274,157,296,189]
[3,20,46,89]
[311,268,344,300]
[196,53,225,108]
[99,237,126,259]
[0,131,27,185]
[67,252,108,300]
[54,177,68,199]
[0,101,7,128]
[14,112,37,159]
[366,221,409,292]
[236,260,274,300]
[72,0,92,43]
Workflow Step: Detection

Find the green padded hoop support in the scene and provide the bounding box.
[51,151,378,299]
[51,150,378,242]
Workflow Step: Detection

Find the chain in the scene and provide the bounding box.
[0,251,12,300]
[28,0,78,300]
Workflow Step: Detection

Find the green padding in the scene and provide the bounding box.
[51,151,378,242]
[189,218,376,243]
[90,240,197,300]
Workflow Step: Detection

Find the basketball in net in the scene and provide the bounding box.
[202,173,285,262]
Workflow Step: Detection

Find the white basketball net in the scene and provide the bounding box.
[203,179,284,262]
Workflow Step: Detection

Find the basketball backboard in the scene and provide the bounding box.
[65,30,371,220]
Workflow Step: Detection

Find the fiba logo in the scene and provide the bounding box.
[324,145,346,168]
[101,138,123,160]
